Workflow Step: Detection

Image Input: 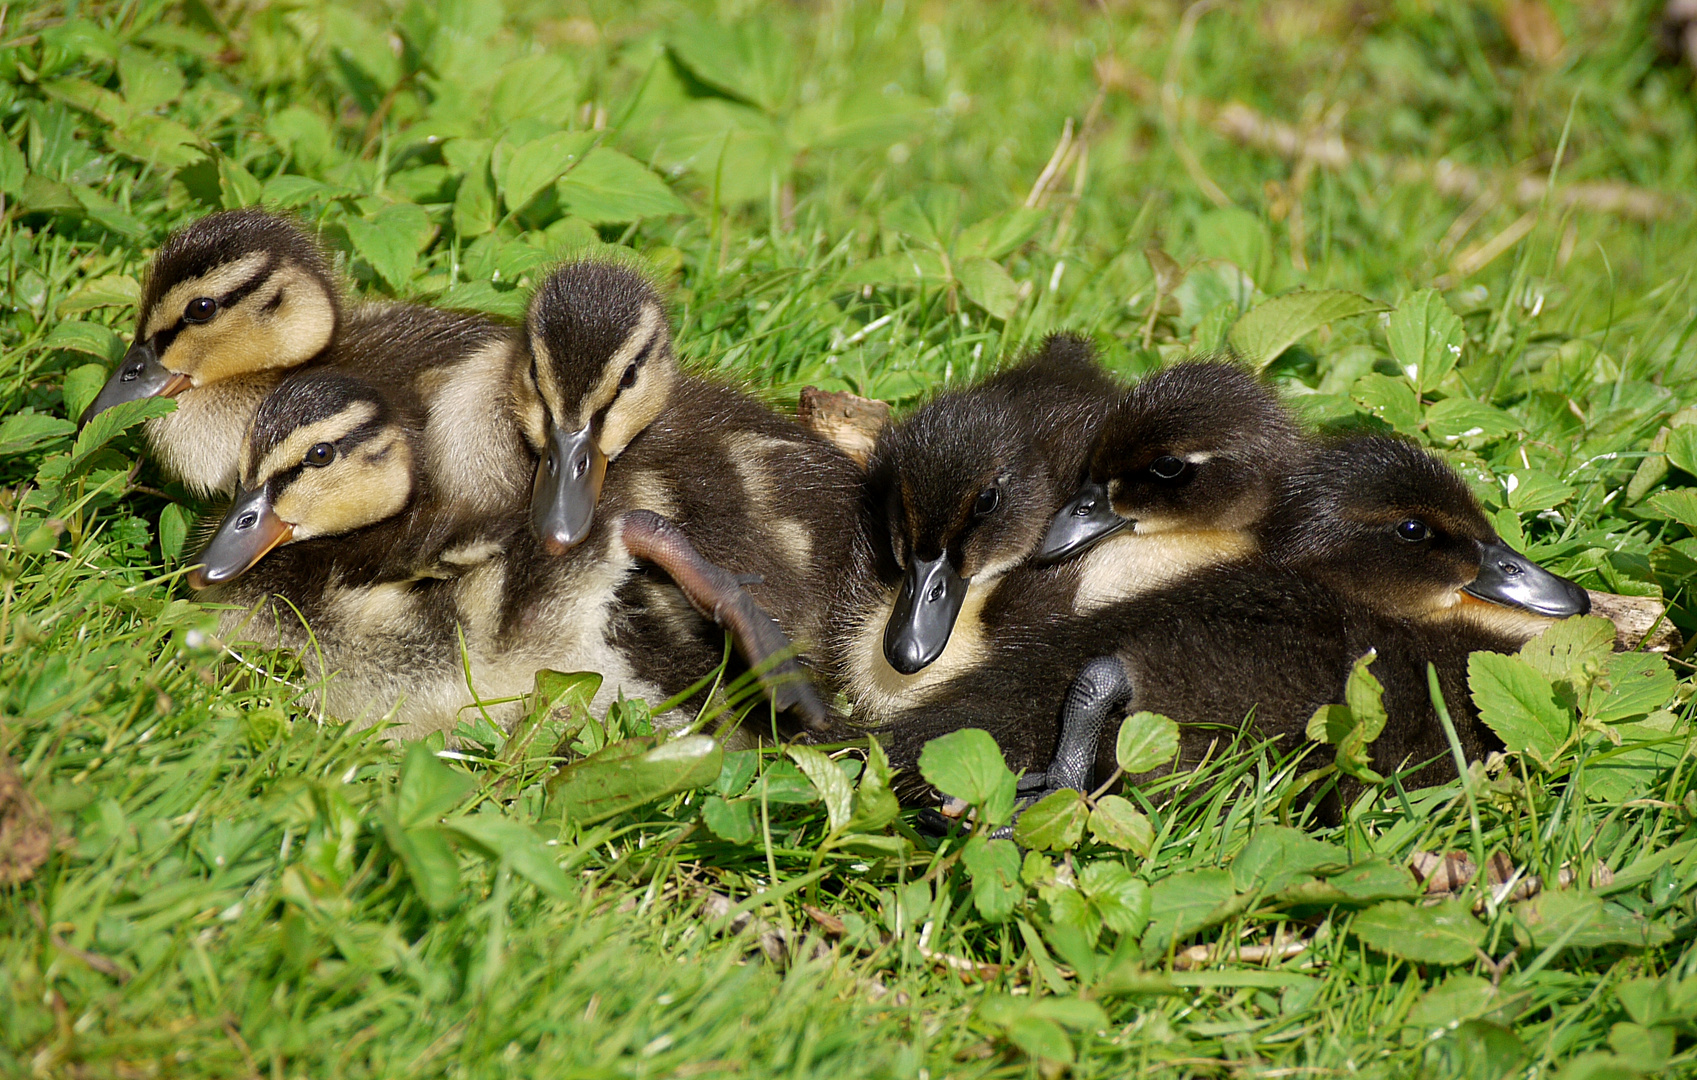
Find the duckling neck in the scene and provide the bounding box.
[1071,527,1260,613]
[146,369,286,497]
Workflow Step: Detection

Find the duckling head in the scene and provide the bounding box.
[1268,436,1589,631]
[521,260,677,554]
[188,372,415,588]
[80,209,340,428]
[869,392,1058,675]
[1038,360,1301,562]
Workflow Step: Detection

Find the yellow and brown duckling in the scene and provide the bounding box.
[81,209,532,522]
[1024,436,1590,807]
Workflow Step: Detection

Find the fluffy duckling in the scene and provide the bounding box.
[1029,436,1591,803]
[844,335,1122,691]
[1035,359,1306,609]
[492,259,861,730]
[81,209,530,518]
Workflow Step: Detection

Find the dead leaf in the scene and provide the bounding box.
[798,387,890,469]
[0,755,57,887]
[1503,0,1564,65]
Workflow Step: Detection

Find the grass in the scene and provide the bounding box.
[3,0,1697,1076]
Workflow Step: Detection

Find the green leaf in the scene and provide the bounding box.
[1583,714,1686,802]
[957,208,1046,260]
[1513,890,1672,951]
[713,750,759,798]
[961,836,1023,922]
[118,48,185,111]
[1504,469,1573,512]
[1228,289,1385,369]
[1468,652,1572,764]
[558,148,688,224]
[44,322,124,363]
[57,275,141,316]
[72,396,176,463]
[1645,489,1697,529]
[158,504,189,562]
[700,796,755,843]
[1344,650,1388,743]
[1305,650,1386,781]
[106,116,204,169]
[1006,1016,1073,1064]
[836,250,949,288]
[956,256,1019,320]
[0,137,25,195]
[261,175,348,209]
[1087,795,1154,855]
[845,737,900,833]
[397,741,475,828]
[217,156,262,209]
[1588,652,1675,723]
[344,204,434,292]
[1231,826,1347,894]
[787,744,853,833]
[1519,616,1615,685]
[1012,788,1089,851]
[750,758,823,805]
[1351,899,1484,965]
[917,728,1017,824]
[1665,424,1697,478]
[443,815,572,900]
[1425,398,1522,444]
[1387,288,1466,394]
[1273,858,1420,906]
[0,411,75,457]
[548,734,723,824]
[1140,868,1243,958]
[1352,373,1422,435]
[498,131,596,215]
[1115,711,1179,774]
[1402,974,1512,1034]
[379,815,462,914]
[1079,861,1150,937]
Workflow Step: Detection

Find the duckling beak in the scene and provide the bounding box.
[1036,479,1131,564]
[532,421,608,555]
[1462,540,1591,618]
[188,485,294,589]
[78,342,193,429]
[884,554,968,675]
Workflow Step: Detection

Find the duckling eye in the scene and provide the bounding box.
[1149,456,1186,480]
[1395,519,1431,543]
[973,487,1001,517]
[619,364,638,390]
[303,442,336,467]
[184,297,218,323]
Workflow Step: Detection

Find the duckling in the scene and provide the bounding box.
[1024,436,1591,806]
[80,209,531,520]
[1034,359,1306,609]
[483,258,861,731]
[838,335,1122,705]
[193,367,826,737]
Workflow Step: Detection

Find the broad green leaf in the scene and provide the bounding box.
[379,814,462,913]
[519,670,601,741]
[158,504,189,562]
[1387,288,1466,393]
[1116,711,1179,774]
[549,734,723,824]
[1504,469,1573,512]
[956,256,1018,320]
[344,204,433,292]
[45,321,124,362]
[1087,795,1153,855]
[845,737,900,833]
[57,275,140,316]
[749,758,822,805]
[713,750,759,797]
[957,208,1046,260]
[0,138,25,195]
[1274,858,1420,906]
[261,175,346,209]
[1013,788,1088,851]
[105,116,204,169]
[700,795,757,843]
[1140,868,1243,958]
[1231,826,1347,894]
[558,148,688,224]
[1228,289,1384,369]
[72,184,144,238]
[1344,649,1388,744]
[1520,616,1615,685]
[1352,373,1422,435]
[961,836,1023,922]
[118,48,185,111]
[917,728,1017,824]
[218,156,261,209]
[1665,424,1697,477]
[61,361,110,423]
[443,815,573,900]
[498,131,596,215]
[0,411,74,457]
[72,396,176,462]
[1006,1016,1073,1064]
[1402,975,1511,1034]
[1582,714,1685,802]
[1588,652,1676,723]
[397,741,475,828]
[787,744,853,833]
[1468,652,1572,764]
[1645,489,1697,529]
[1425,398,1522,444]
[1351,899,1484,965]
[1513,890,1672,951]
[667,17,792,113]
[1079,861,1150,937]
[836,250,949,288]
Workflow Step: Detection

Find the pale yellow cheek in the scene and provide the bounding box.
[599,366,674,460]
[159,275,335,384]
[272,442,413,539]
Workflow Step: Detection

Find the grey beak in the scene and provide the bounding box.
[79,341,192,429]
[531,421,608,555]
[1463,540,1591,618]
[1036,479,1131,564]
[188,485,295,589]
[883,554,969,675]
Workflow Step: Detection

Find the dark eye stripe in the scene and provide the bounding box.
[163,252,279,338]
